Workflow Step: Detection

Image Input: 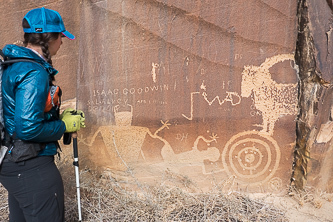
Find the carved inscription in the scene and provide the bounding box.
[88,84,170,111]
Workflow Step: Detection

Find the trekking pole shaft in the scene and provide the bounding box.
[72,132,82,221]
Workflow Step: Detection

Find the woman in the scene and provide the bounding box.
[0,7,84,221]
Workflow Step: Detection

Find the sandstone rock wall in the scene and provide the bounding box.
[77,0,298,192]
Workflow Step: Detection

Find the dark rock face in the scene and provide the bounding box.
[293,0,333,191]
[1,0,332,192]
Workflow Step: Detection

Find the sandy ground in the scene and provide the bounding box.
[282,198,333,222]
[249,192,333,222]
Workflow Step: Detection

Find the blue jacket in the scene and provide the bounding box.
[2,44,66,156]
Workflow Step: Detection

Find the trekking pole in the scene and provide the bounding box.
[72,132,82,221]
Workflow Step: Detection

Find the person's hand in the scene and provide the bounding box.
[60,108,75,119]
[61,113,81,132]
[60,108,86,132]
[75,109,86,128]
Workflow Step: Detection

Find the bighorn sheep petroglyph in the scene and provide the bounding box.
[241,54,298,135]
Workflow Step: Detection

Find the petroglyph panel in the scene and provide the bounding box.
[77,0,298,192]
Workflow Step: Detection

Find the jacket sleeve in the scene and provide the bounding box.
[14,68,66,142]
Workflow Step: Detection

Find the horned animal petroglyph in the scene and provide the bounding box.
[241,54,298,135]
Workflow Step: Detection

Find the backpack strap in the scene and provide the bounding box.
[2,58,44,67]
[0,49,45,69]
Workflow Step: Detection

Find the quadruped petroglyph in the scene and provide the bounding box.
[241,54,298,135]
[182,54,297,136]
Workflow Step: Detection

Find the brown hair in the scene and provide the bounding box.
[22,18,60,67]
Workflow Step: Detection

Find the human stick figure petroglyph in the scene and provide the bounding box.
[182,81,241,120]
[79,104,148,169]
[79,116,220,174]
[241,54,298,135]
[146,120,221,174]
